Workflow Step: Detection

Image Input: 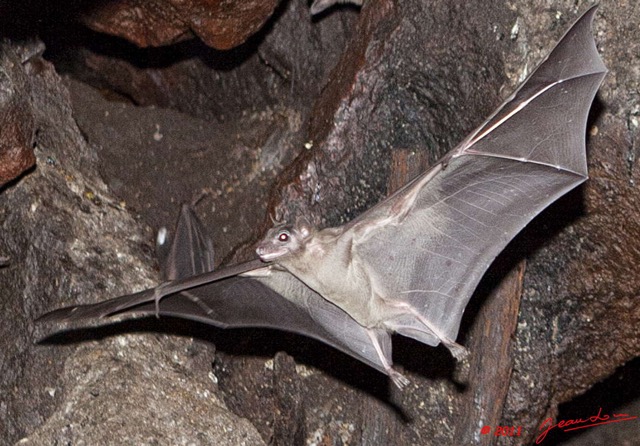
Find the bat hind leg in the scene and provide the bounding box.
[366,328,410,389]
[384,302,469,361]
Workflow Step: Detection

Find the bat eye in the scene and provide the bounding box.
[278,232,289,242]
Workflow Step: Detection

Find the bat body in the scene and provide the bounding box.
[38,7,606,388]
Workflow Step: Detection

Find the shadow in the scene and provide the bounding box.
[544,357,640,445]
[34,0,294,71]
[310,2,362,22]
[38,314,406,413]
[1,0,291,61]
[0,0,87,40]
[393,335,458,381]
[0,0,296,102]
[0,164,37,194]
[40,18,258,75]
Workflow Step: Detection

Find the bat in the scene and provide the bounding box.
[38,6,606,388]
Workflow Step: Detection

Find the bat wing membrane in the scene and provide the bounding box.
[160,204,215,281]
[38,203,393,376]
[457,5,606,175]
[349,6,606,345]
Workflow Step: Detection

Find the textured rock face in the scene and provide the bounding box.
[0,37,266,446]
[0,42,38,186]
[1,1,638,445]
[80,0,281,49]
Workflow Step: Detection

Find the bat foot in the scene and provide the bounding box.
[446,341,469,361]
[388,368,410,389]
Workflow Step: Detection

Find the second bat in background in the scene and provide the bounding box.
[38,6,606,388]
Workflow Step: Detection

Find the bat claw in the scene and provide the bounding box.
[389,368,410,389]
[153,285,165,319]
[446,342,469,361]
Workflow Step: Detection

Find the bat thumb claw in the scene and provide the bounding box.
[153,286,164,319]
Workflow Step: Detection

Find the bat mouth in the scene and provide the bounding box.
[256,246,288,261]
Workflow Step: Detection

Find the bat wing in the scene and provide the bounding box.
[153,271,394,376]
[157,204,216,281]
[347,6,606,348]
[38,205,393,377]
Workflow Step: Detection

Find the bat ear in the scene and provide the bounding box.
[295,215,313,240]
[269,212,282,225]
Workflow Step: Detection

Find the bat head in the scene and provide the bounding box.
[256,220,313,262]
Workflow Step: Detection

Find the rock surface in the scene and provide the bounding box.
[0,37,264,446]
[81,0,280,50]
[1,1,638,445]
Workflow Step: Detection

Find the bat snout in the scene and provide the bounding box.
[256,244,287,261]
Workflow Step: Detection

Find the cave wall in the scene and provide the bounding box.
[0,0,638,445]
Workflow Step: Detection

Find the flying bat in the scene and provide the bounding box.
[38,6,606,388]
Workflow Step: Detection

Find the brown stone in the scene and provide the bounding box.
[81,0,280,49]
[0,46,37,186]
[0,101,35,185]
